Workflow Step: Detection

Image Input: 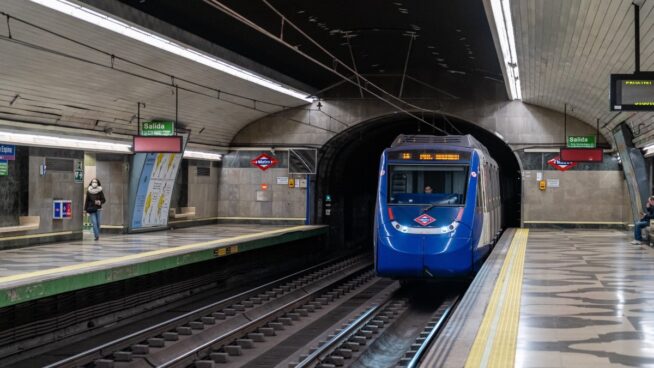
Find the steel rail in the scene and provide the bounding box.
[158,264,373,367]
[406,294,461,368]
[294,303,383,368]
[44,255,366,368]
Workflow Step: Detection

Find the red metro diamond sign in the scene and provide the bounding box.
[251,153,279,171]
[547,155,577,171]
[414,213,436,227]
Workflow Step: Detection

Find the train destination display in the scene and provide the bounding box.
[610,73,654,111]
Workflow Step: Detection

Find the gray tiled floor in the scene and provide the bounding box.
[515,229,654,368]
[0,224,287,278]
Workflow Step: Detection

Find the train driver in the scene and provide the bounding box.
[424,185,433,194]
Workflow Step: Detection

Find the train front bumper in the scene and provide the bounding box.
[375,233,473,278]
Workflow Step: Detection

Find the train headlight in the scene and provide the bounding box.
[440,222,459,234]
[390,220,458,234]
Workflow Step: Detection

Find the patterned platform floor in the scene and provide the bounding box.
[515,229,654,368]
[0,224,287,278]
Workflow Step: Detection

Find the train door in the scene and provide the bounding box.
[473,158,491,271]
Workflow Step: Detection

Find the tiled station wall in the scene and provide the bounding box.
[518,151,630,225]
[84,153,129,227]
[187,160,219,218]
[0,146,28,227]
[217,151,307,219]
[28,147,85,234]
[0,144,308,248]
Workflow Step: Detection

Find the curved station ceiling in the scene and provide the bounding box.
[0,0,652,149]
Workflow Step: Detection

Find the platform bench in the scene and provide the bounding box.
[169,207,196,220]
[0,216,40,233]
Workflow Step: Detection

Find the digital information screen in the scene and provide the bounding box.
[610,73,654,111]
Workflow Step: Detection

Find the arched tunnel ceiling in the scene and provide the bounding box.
[0,0,310,147]
[2,0,651,149]
[511,0,654,148]
[118,0,503,96]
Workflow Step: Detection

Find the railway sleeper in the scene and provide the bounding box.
[210,352,229,363]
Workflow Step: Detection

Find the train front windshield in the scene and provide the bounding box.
[387,165,468,206]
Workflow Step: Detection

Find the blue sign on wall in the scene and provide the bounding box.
[53,201,61,219]
[0,145,16,160]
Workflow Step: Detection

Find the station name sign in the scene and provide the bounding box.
[139,120,175,136]
[610,73,654,111]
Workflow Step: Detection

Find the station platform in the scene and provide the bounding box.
[423,228,654,368]
[0,224,326,309]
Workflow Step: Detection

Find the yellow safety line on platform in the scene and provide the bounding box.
[465,228,529,368]
[0,225,313,285]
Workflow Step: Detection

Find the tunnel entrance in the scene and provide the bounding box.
[315,114,521,249]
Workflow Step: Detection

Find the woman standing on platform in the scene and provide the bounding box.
[85,178,106,241]
[633,196,654,245]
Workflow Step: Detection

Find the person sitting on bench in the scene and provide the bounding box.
[632,196,654,245]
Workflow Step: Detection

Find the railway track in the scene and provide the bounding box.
[38,256,462,368]
[289,285,460,368]
[41,255,372,368]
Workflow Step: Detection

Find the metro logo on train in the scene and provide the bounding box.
[414,213,436,226]
[251,153,279,171]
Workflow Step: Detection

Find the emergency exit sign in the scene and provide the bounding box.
[567,135,596,148]
[139,121,175,136]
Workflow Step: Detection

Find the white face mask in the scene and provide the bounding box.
[91,182,98,188]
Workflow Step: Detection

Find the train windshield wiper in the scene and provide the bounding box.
[421,203,439,213]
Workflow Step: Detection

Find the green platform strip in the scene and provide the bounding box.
[0,226,327,308]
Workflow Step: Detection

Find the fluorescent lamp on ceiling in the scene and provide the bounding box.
[489,0,521,100]
[28,0,313,102]
[0,131,132,153]
[183,150,222,161]
[523,148,560,153]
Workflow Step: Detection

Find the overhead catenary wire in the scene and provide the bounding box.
[257,0,451,118]
[203,0,449,135]
[0,11,347,133]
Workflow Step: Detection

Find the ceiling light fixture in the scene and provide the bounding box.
[28,0,313,102]
[489,0,522,100]
[183,150,223,161]
[0,131,132,153]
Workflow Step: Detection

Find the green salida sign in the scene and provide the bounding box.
[0,160,7,176]
[140,120,175,136]
[567,135,596,148]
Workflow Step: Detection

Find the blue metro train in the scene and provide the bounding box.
[374,134,502,279]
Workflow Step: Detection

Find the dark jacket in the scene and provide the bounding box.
[85,186,106,213]
[642,203,654,222]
